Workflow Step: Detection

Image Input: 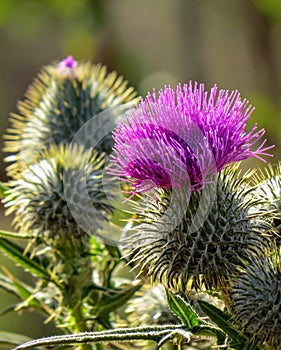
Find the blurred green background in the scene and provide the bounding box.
[0,0,280,343]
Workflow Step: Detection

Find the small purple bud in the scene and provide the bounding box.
[59,55,77,71]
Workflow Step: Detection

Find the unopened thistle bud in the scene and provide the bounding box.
[229,251,281,348]
[126,284,179,326]
[253,162,281,242]
[4,144,114,239]
[4,57,138,175]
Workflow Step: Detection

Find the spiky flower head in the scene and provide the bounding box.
[4,144,114,239]
[253,162,281,207]
[126,284,179,326]
[253,162,281,241]
[4,57,138,175]
[124,165,273,291]
[229,251,281,349]
[111,82,272,192]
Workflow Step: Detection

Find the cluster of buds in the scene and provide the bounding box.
[4,56,138,239]
[2,57,139,336]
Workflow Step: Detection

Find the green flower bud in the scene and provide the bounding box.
[253,162,281,243]
[4,58,139,176]
[4,144,114,238]
[126,284,179,326]
[124,165,273,291]
[229,251,281,348]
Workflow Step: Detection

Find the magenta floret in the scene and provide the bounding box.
[59,55,77,70]
[111,82,273,192]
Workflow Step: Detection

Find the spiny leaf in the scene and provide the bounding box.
[0,230,36,240]
[166,290,200,328]
[0,331,33,346]
[3,273,49,316]
[0,237,50,281]
[0,272,22,299]
[193,325,226,346]
[94,283,142,317]
[198,300,258,348]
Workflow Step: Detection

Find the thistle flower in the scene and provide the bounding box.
[124,165,273,291]
[229,251,281,348]
[4,144,114,238]
[4,58,138,175]
[111,83,272,192]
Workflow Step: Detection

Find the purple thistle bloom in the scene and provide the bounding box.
[59,55,77,70]
[111,82,273,192]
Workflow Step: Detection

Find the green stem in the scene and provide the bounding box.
[71,303,88,332]
[95,343,104,350]
[57,236,94,350]
[71,305,92,350]
[15,325,184,349]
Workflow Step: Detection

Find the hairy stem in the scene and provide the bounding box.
[15,325,184,349]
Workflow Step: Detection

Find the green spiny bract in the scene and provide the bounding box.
[4,144,115,239]
[4,60,139,176]
[229,250,281,349]
[124,165,274,291]
[252,162,281,242]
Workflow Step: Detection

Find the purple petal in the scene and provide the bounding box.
[111,82,273,193]
[59,55,77,70]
